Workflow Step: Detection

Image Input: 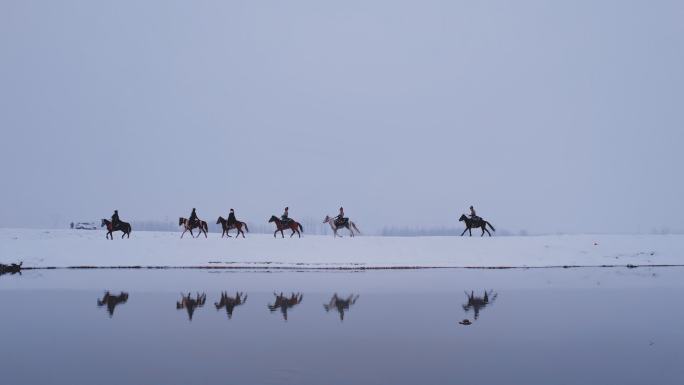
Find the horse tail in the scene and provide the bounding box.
[243,222,249,232]
[352,222,361,235]
[487,222,496,232]
[298,223,304,233]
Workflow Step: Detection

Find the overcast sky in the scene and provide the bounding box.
[1,0,682,234]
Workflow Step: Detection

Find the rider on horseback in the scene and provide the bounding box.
[227,209,237,226]
[469,206,482,222]
[111,210,120,228]
[335,207,348,226]
[281,207,291,224]
[189,208,199,227]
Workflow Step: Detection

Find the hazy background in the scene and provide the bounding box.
[1,0,682,234]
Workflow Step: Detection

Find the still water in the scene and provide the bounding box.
[1,267,683,385]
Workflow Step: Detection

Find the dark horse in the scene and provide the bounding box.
[268,216,303,238]
[216,217,249,238]
[101,219,131,239]
[459,214,495,237]
[179,217,208,238]
[97,291,129,317]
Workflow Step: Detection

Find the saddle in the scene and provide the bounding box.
[334,217,349,227]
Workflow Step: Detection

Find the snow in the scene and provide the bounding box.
[0,228,682,269]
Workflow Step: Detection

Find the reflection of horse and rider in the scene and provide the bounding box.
[461,290,498,324]
[323,293,359,321]
[268,292,303,321]
[97,291,129,317]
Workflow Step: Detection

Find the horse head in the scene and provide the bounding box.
[459,214,468,221]
[178,217,185,226]
[268,215,278,223]
[216,217,224,224]
[323,215,331,223]
[101,219,108,227]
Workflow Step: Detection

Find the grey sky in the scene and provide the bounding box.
[1,0,683,234]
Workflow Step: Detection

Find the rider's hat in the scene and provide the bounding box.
[285,207,289,210]
[230,208,234,212]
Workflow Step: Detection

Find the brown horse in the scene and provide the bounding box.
[101,219,131,239]
[214,291,247,319]
[216,217,249,238]
[268,292,303,321]
[462,290,498,320]
[268,216,303,238]
[459,214,495,237]
[97,291,129,317]
[179,217,208,238]
[176,292,206,321]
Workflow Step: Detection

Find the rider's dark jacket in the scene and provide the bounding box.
[111,212,120,225]
[281,210,289,221]
[189,210,198,222]
[227,212,237,225]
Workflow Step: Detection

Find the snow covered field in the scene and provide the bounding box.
[0,228,682,269]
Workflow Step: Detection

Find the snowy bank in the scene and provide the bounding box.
[0,228,682,269]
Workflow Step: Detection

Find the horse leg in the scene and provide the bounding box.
[281,229,285,238]
[461,228,468,236]
[468,228,472,236]
[181,228,186,238]
[484,227,491,236]
[273,229,278,238]
[121,232,125,239]
[481,226,485,237]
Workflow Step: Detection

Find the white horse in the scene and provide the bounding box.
[323,215,361,237]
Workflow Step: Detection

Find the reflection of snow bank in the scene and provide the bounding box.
[0,228,681,269]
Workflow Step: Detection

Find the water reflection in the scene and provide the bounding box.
[0,262,22,277]
[462,290,497,322]
[176,292,207,321]
[214,292,248,319]
[323,294,359,321]
[268,292,303,321]
[97,291,129,317]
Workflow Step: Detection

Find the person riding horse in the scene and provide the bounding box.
[334,207,348,227]
[469,206,482,222]
[281,207,291,224]
[227,208,237,226]
[111,210,120,228]
[189,208,200,227]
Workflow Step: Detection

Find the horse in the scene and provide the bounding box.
[214,291,247,319]
[324,294,359,321]
[268,292,303,321]
[101,219,132,239]
[462,290,498,320]
[216,217,249,238]
[97,291,129,317]
[179,217,208,238]
[323,215,361,237]
[459,214,496,237]
[176,292,206,321]
[268,216,303,238]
